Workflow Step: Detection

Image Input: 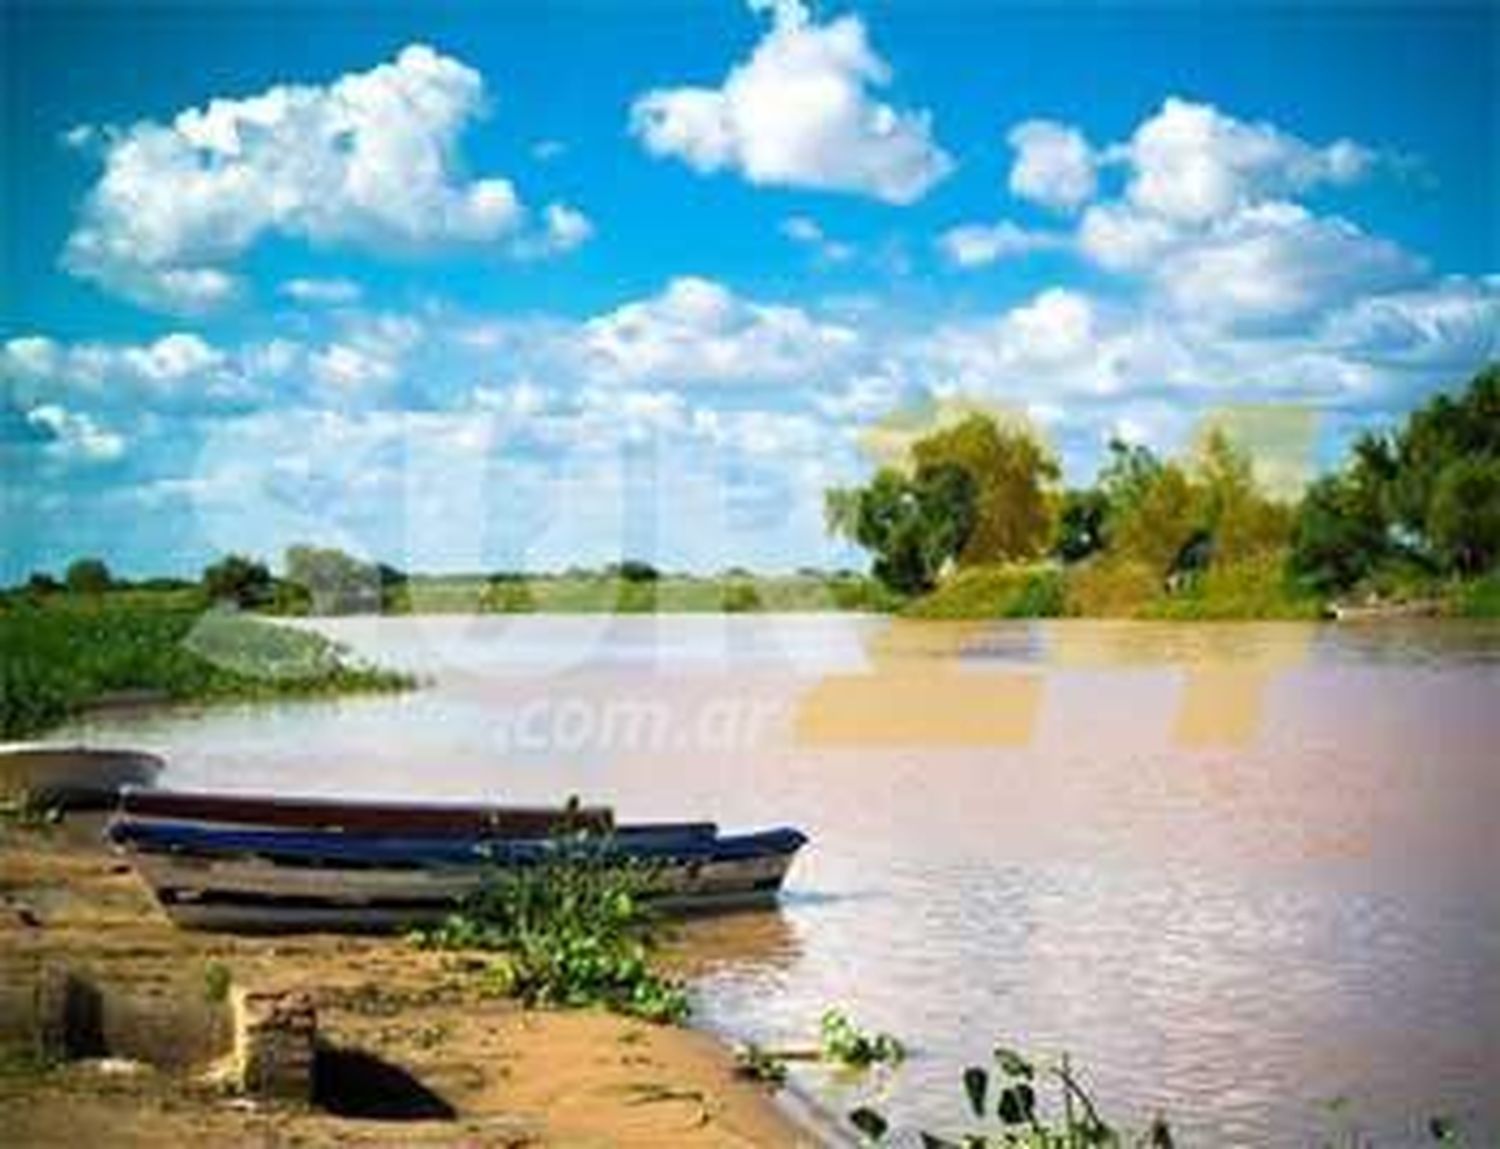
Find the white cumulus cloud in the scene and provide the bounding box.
[629,0,952,204]
[1122,97,1374,225]
[582,275,859,386]
[938,220,1066,267]
[26,404,126,463]
[63,44,589,313]
[1007,119,1097,212]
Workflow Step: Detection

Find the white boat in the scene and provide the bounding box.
[0,743,164,809]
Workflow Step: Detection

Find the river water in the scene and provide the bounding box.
[63,615,1500,1145]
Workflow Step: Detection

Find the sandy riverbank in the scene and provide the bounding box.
[0,821,813,1147]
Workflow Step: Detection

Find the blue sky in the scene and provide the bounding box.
[3,0,1496,579]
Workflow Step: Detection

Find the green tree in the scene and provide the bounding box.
[1107,462,1201,577]
[1299,365,1499,583]
[910,414,1059,564]
[608,560,660,583]
[25,572,61,596]
[202,554,274,609]
[1428,456,1500,575]
[1054,488,1110,562]
[64,557,113,594]
[1290,473,1390,592]
[1192,430,1294,564]
[826,463,978,595]
[1098,439,1164,522]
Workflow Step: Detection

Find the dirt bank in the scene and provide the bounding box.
[0,820,813,1147]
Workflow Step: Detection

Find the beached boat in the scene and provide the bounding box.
[118,786,619,838]
[106,797,807,930]
[0,743,164,809]
[1326,598,1444,622]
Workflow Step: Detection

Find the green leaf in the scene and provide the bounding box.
[993,1046,1034,1079]
[997,1084,1035,1126]
[962,1066,988,1118]
[848,1106,889,1142]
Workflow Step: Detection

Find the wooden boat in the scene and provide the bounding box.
[118,786,619,838]
[0,743,164,809]
[106,797,807,931]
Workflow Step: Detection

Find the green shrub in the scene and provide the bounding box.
[1453,571,1500,618]
[414,837,689,1024]
[1143,551,1322,620]
[905,564,1066,620]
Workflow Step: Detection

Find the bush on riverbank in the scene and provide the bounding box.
[1453,571,1500,618]
[413,839,690,1024]
[903,564,1065,619]
[0,598,413,739]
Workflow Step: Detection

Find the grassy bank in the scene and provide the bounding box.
[0,598,413,739]
[897,557,1500,621]
[899,558,1323,621]
[900,564,1066,620]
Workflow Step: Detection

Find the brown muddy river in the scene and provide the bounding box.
[63,616,1500,1145]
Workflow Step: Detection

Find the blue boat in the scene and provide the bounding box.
[107,793,808,931]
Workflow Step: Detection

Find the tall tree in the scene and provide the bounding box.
[1290,473,1390,592]
[64,557,112,594]
[1428,456,1500,575]
[910,413,1059,564]
[825,463,978,594]
[203,554,274,609]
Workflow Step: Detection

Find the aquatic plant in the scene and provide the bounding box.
[732,1041,790,1087]
[0,598,413,738]
[849,1045,1172,1148]
[413,836,689,1023]
[819,1008,905,1069]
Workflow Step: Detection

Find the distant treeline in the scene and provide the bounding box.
[5,549,895,617]
[827,363,1500,619]
[10,365,1495,623]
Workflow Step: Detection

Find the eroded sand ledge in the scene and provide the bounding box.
[0,822,812,1146]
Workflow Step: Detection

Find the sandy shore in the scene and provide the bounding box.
[0,820,815,1147]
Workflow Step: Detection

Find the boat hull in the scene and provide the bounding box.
[109,817,807,932]
[1,744,163,809]
[118,786,618,837]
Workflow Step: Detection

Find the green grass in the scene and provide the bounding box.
[1451,571,1500,618]
[0,596,413,739]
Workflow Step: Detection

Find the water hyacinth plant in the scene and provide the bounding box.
[850,1045,1172,1148]
[413,833,690,1023]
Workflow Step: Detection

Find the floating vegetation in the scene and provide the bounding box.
[0,599,413,738]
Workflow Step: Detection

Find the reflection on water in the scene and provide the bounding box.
[63,616,1500,1145]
